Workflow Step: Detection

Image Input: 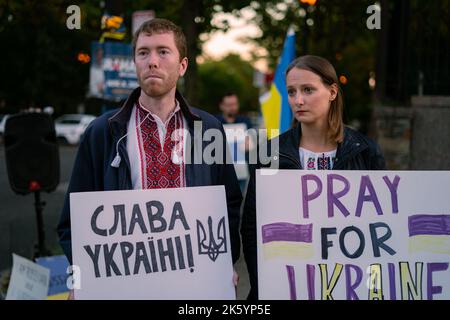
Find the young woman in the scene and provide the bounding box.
[241,55,386,300]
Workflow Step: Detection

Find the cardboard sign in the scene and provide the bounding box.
[256,170,450,300]
[70,186,235,299]
[223,123,249,180]
[6,254,50,300]
[35,255,70,299]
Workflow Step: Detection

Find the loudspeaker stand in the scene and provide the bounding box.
[33,191,51,259]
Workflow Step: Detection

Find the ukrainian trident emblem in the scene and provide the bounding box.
[196,216,227,262]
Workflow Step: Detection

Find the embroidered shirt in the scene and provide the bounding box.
[127,100,187,189]
[299,147,337,170]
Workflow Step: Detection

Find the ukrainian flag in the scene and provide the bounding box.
[261,222,314,260]
[408,214,450,254]
[260,27,296,138]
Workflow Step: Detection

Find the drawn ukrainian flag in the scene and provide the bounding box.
[260,27,296,139]
[408,214,450,254]
[261,222,313,259]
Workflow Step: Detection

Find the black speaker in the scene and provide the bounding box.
[4,113,60,195]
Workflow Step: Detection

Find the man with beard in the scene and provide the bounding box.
[57,18,241,292]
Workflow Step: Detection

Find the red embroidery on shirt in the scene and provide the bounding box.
[136,103,184,189]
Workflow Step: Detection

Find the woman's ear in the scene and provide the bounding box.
[329,83,338,101]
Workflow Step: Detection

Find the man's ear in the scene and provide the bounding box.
[179,57,188,77]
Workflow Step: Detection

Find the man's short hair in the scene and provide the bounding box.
[132,18,187,61]
[219,92,238,104]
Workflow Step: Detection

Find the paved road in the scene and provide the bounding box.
[0,143,250,299]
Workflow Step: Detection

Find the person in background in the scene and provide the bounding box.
[216,92,253,130]
[216,93,253,193]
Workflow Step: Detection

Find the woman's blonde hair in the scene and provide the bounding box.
[286,55,344,143]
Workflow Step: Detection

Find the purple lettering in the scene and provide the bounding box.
[307,264,315,300]
[427,263,449,300]
[388,263,397,300]
[382,175,400,214]
[345,264,363,300]
[327,174,351,218]
[286,265,297,300]
[355,175,383,217]
[301,174,322,219]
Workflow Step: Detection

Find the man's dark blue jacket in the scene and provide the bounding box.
[57,88,242,265]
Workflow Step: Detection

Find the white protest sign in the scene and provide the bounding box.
[70,185,235,299]
[6,254,50,300]
[256,170,450,300]
[223,123,249,180]
[132,10,155,35]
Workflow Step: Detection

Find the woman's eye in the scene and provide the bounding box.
[304,87,313,94]
[287,89,296,96]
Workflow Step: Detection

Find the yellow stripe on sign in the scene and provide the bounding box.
[46,292,70,300]
[262,241,314,260]
[260,85,282,139]
[409,235,450,254]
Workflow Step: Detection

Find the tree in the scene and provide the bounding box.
[243,0,380,131]
[197,54,259,114]
[0,0,102,114]
[0,0,253,114]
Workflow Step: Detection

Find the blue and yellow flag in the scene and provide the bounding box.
[260,27,296,138]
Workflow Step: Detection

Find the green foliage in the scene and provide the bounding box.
[245,0,379,128]
[198,54,259,114]
[3,0,420,125]
[335,37,376,132]
[0,0,253,113]
[0,0,100,114]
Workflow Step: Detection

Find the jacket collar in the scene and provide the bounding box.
[107,87,201,138]
[275,123,302,166]
[276,124,369,169]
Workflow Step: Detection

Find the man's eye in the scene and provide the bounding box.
[160,49,169,55]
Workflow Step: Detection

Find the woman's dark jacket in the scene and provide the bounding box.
[240,124,386,300]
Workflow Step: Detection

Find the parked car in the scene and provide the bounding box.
[54,114,96,145]
[0,114,10,142]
